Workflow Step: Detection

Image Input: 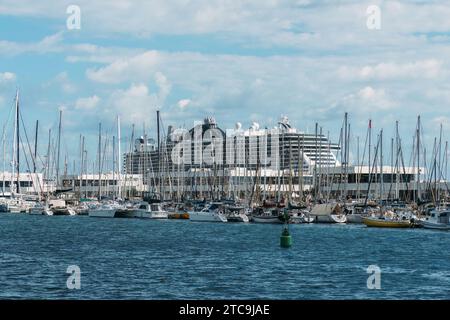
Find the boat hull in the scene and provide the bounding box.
[115,209,135,218]
[142,212,168,219]
[362,217,412,228]
[346,214,365,224]
[419,220,450,230]
[52,208,76,216]
[226,214,250,223]
[251,216,283,224]
[168,212,190,219]
[189,212,227,222]
[314,214,347,223]
[89,209,117,218]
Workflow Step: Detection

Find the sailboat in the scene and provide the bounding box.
[310,202,347,223]
[362,209,414,228]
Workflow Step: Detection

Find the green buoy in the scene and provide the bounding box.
[280,227,292,248]
[280,210,292,248]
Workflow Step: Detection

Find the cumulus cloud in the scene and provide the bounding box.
[0,72,16,82]
[108,83,164,125]
[75,95,100,110]
[338,60,443,80]
[3,0,450,154]
[177,99,191,109]
[86,51,160,84]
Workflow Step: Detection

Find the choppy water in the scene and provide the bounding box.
[0,213,449,299]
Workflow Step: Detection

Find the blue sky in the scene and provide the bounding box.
[1,0,450,172]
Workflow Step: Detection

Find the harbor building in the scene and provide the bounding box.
[0,172,54,195]
[319,165,449,202]
[60,173,146,198]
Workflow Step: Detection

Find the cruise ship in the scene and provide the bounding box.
[121,116,340,200]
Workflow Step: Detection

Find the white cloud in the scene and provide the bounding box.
[338,60,443,81]
[86,51,160,84]
[4,0,450,52]
[75,95,100,110]
[177,99,191,109]
[108,83,163,125]
[0,72,16,82]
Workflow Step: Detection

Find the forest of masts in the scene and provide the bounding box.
[1,92,449,206]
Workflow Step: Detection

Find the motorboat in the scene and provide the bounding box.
[133,201,168,219]
[419,208,450,230]
[224,205,249,223]
[251,207,286,224]
[167,203,190,219]
[29,202,53,216]
[88,203,117,218]
[189,202,227,222]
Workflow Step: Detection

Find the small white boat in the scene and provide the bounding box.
[346,213,367,223]
[224,206,249,223]
[251,215,282,223]
[7,199,30,213]
[133,202,168,219]
[419,209,450,230]
[51,206,77,216]
[251,207,285,224]
[29,203,53,216]
[189,203,227,222]
[74,203,89,216]
[88,204,117,218]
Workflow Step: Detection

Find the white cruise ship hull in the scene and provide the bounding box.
[189,212,227,222]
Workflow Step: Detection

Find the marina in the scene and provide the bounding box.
[1,94,448,231]
[2,1,450,303]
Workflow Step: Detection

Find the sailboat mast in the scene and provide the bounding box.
[15,90,20,194]
[417,115,421,202]
[80,135,84,199]
[157,110,161,199]
[343,112,348,200]
[33,120,39,173]
[98,122,102,199]
[55,110,62,188]
[46,129,51,196]
[380,129,384,201]
[368,119,372,199]
[117,116,122,199]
